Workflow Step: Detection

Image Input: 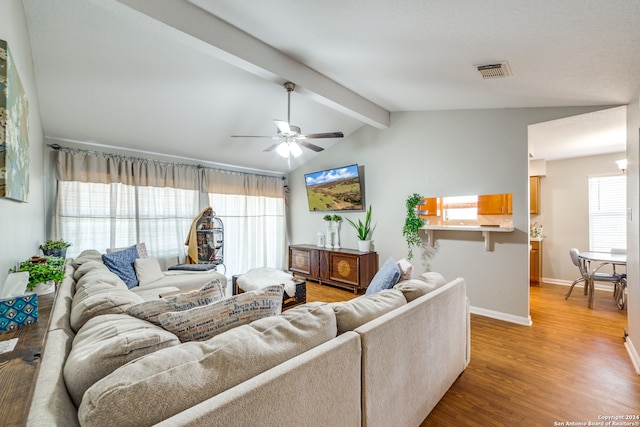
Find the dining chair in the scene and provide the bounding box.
[610,248,627,309]
[565,248,624,305]
[565,248,588,299]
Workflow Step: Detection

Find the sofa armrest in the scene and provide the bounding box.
[355,277,468,427]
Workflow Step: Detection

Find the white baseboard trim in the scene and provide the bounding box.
[470,306,532,327]
[542,277,616,292]
[624,337,640,375]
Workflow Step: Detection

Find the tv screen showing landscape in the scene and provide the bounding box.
[305,164,364,212]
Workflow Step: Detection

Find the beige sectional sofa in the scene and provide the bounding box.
[27,250,470,427]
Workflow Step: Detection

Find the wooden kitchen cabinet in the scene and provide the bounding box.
[477,193,512,215]
[418,197,439,216]
[530,240,542,285]
[530,176,540,214]
[288,245,378,293]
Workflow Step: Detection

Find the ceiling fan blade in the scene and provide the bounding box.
[304,132,344,139]
[231,135,274,139]
[263,144,279,152]
[274,120,291,134]
[298,140,324,152]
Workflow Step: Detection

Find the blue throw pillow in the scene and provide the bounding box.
[365,257,401,295]
[102,245,140,289]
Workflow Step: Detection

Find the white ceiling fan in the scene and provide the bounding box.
[231,82,344,162]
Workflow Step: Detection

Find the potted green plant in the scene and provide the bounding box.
[9,256,66,294]
[39,239,72,258]
[403,193,423,260]
[346,205,373,252]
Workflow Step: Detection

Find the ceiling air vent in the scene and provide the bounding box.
[477,62,512,79]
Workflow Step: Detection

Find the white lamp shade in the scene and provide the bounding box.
[289,142,303,158]
[276,142,290,158]
[616,159,627,172]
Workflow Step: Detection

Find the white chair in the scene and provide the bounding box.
[565,248,624,307]
[565,248,588,299]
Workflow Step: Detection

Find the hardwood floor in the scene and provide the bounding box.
[305,280,359,303]
[422,283,640,426]
[304,280,639,426]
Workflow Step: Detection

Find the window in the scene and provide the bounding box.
[588,175,626,252]
[53,149,287,276]
[55,181,200,261]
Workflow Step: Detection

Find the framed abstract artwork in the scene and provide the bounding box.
[0,39,29,202]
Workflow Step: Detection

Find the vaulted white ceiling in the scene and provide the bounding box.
[22,0,640,173]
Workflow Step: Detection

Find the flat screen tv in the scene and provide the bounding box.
[305,164,364,212]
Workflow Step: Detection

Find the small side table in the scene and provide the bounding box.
[232,274,306,311]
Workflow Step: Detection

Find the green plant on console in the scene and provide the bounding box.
[9,256,66,291]
[39,239,72,250]
[345,205,372,241]
[323,214,333,222]
[332,214,342,222]
[403,193,423,260]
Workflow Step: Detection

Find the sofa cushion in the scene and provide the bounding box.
[134,257,164,285]
[106,242,148,258]
[157,284,284,342]
[365,257,402,295]
[394,272,447,302]
[331,288,406,334]
[64,313,180,407]
[72,260,109,282]
[418,271,447,288]
[102,245,140,288]
[127,279,225,326]
[78,303,337,427]
[70,251,104,270]
[75,270,127,296]
[70,282,144,332]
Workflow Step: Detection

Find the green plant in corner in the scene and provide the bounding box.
[39,239,72,251]
[345,205,372,241]
[403,193,423,260]
[9,256,66,291]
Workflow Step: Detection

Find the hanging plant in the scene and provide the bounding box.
[403,193,423,260]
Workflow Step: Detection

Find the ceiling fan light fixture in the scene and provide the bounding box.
[289,142,303,158]
[276,142,290,158]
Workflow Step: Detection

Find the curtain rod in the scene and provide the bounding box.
[48,143,286,181]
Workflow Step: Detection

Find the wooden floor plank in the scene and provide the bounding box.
[422,283,639,426]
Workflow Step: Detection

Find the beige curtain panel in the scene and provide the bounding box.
[55,149,199,191]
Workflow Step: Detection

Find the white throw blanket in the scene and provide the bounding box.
[237,268,297,297]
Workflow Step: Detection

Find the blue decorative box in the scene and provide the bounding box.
[0,292,38,332]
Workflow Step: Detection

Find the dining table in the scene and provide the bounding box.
[578,251,627,309]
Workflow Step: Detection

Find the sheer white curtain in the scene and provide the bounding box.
[203,170,286,277]
[53,150,200,262]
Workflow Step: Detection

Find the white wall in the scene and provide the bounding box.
[0,0,45,285]
[625,88,640,373]
[540,152,626,283]
[289,106,606,324]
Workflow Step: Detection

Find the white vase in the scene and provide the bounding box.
[325,221,333,248]
[358,240,372,252]
[33,280,55,295]
[333,221,341,248]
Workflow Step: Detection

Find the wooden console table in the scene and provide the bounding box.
[0,289,57,426]
[288,245,378,294]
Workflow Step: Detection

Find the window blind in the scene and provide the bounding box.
[588,175,626,252]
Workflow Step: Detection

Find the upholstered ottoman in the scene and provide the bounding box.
[232,268,306,311]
